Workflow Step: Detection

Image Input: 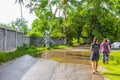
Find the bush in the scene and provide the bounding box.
[0,53,6,63]
[0,45,40,64]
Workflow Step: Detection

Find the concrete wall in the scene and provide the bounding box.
[30,37,64,46]
[0,27,30,51]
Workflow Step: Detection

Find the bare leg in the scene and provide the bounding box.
[95,61,98,72]
[92,61,96,74]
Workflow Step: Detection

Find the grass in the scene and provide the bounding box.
[99,50,120,80]
[50,45,69,49]
[0,44,69,64]
[0,45,42,64]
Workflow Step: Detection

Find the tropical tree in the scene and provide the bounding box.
[15,0,24,20]
[15,0,27,30]
[27,0,80,44]
[0,23,9,28]
[26,0,120,45]
[76,0,120,42]
[11,18,28,34]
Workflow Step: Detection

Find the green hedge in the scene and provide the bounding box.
[0,45,40,64]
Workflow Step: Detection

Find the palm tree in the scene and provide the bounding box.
[15,0,25,20]
[15,0,27,30]
[50,0,77,44]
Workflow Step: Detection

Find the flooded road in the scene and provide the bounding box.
[41,48,109,80]
[42,48,91,64]
[0,47,109,80]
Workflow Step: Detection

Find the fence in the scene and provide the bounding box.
[30,36,64,46]
[0,27,30,51]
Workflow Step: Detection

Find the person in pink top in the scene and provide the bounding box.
[100,38,111,64]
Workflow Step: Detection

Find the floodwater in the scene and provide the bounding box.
[0,47,108,80]
[42,48,108,80]
[42,48,91,65]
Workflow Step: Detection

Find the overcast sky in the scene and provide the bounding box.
[0,0,36,28]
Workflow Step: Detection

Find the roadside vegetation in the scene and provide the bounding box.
[0,45,39,64]
[0,0,120,79]
[0,44,68,64]
[99,50,120,80]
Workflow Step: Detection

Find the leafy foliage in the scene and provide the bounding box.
[11,18,29,34]
[26,0,119,45]
[0,44,40,64]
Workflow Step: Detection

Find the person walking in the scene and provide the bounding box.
[90,37,100,74]
[100,38,111,64]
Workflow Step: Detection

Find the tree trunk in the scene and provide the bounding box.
[63,12,67,44]
[115,26,118,40]
[77,26,81,44]
[52,7,58,20]
[20,3,23,20]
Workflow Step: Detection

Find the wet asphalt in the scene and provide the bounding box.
[0,55,38,80]
[0,47,110,80]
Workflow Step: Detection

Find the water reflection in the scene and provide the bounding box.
[42,49,91,65]
[42,49,106,80]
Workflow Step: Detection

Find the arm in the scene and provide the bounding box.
[90,46,92,51]
[99,43,102,52]
[90,43,93,51]
[108,44,111,53]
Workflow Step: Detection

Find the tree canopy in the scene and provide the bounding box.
[26,0,120,45]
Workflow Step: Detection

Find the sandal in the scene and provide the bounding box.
[93,72,95,74]
[96,71,98,72]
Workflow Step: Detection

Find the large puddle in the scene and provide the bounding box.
[42,49,91,65]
